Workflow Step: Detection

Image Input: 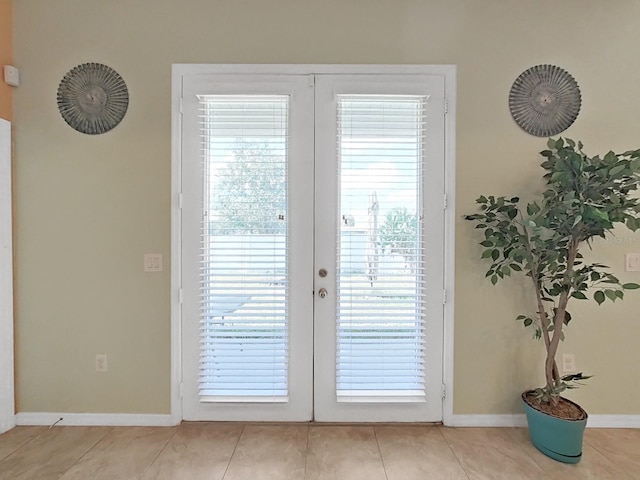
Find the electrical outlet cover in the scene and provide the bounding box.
[3,65,20,87]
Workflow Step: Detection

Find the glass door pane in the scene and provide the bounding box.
[200,95,289,401]
[336,95,427,402]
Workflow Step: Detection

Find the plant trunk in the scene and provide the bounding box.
[545,238,580,399]
[533,279,561,385]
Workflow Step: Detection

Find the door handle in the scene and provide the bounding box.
[318,288,328,298]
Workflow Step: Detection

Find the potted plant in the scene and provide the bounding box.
[464,138,640,463]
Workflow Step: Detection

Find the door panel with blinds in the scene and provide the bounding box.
[181,75,314,421]
[314,76,445,421]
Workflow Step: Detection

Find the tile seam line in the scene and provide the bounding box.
[372,426,390,480]
[140,426,179,479]
[436,426,471,480]
[57,426,114,480]
[221,424,246,479]
[0,427,45,464]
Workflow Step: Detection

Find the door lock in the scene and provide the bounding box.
[318,288,328,298]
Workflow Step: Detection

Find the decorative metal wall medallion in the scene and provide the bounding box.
[57,63,129,134]
[509,65,581,137]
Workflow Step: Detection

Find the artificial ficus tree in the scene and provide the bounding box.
[465,138,640,405]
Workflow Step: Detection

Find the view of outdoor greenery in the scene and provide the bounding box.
[211,140,415,258]
[210,140,286,235]
[379,207,418,271]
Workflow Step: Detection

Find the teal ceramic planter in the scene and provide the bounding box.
[522,392,588,464]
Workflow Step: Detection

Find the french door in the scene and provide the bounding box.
[178,67,447,422]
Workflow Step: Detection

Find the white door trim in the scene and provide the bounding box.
[171,64,456,424]
[0,118,15,434]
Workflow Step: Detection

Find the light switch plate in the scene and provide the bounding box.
[625,253,640,272]
[144,253,163,272]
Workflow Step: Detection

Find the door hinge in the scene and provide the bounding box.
[443,193,448,210]
[179,383,183,399]
[309,75,315,88]
[178,192,183,209]
[179,97,183,114]
[179,288,184,305]
[444,98,449,115]
[442,384,446,399]
[443,289,447,304]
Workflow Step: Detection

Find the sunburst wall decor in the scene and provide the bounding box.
[509,65,581,137]
[57,63,129,135]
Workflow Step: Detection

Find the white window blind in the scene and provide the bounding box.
[198,95,289,402]
[336,95,428,402]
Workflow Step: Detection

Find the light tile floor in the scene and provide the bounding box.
[0,424,638,480]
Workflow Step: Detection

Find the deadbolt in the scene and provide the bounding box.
[318,288,328,298]
[318,268,328,278]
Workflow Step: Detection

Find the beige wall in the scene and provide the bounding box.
[0,0,11,121]
[13,0,640,415]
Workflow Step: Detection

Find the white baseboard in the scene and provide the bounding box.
[15,412,177,427]
[12,412,640,429]
[448,414,527,427]
[449,414,640,428]
[586,415,640,428]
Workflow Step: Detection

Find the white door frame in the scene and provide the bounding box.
[0,118,15,434]
[170,64,456,425]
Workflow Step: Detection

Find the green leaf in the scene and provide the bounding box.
[571,291,587,300]
[605,289,617,301]
[491,250,499,261]
[623,283,640,290]
[594,291,605,305]
[609,164,626,176]
[480,240,493,247]
[572,215,583,227]
[481,249,493,259]
[527,203,541,215]
[491,275,498,285]
[524,318,533,327]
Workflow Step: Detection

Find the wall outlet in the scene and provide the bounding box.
[95,354,108,373]
[562,353,576,373]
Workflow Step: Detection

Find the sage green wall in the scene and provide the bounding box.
[13,0,640,415]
